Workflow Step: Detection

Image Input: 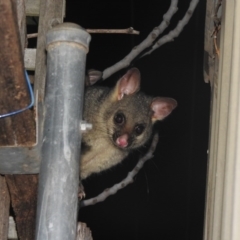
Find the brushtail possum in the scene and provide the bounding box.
[80,68,177,179]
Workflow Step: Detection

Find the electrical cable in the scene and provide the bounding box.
[0,70,34,118]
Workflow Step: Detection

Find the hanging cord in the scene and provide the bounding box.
[0,70,34,118]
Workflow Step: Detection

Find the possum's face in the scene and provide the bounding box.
[103,68,177,151]
[105,93,153,150]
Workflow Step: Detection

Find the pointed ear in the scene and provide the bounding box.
[151,97,177,121]
[113,68,141,101]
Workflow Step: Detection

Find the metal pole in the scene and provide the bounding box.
[35,23,91,240]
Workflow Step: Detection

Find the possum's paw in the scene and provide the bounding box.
[78,182,86,200]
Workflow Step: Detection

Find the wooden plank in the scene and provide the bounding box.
[26,0,40,16]
[203,0,221,87]
[1,0,64,239]
[0,1,38,240]
[16,0,27,53]
[5,175,38,240]
[34,0,65,103]
[0,0,36,146]
[24,49,36,70]
[0,176,10,240]
[25,0,66,17]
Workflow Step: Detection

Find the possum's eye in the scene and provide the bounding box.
[134,124,145,136]
[114,113,125,125]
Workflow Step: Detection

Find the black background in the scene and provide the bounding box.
[64,1,209,240]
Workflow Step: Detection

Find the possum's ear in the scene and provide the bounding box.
[112,68,141,101]
[151,97,177,122]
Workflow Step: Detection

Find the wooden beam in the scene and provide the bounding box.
[34,0,65,103]
[0,0,35,146]
[0,1,38,240]
[5,175,38,240]
[0,176,10,240]
[24,49,36,70]
[1,0,64,239]
[16,0,27,53]
[26,0,40,16]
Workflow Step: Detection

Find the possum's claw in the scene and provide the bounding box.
[78,182,86,200]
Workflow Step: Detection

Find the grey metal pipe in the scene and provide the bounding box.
[35,23,91,240]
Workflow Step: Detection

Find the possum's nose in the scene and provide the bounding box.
[116,134,128,148]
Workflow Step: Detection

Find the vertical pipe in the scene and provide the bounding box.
[35,23,91,240]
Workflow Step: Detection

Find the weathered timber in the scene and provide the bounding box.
[16,0,27,53]
[0,176,10,240]
[26,0,66,17]
[24,49,36,70]
[0,1,38,240]
[5,175,38,240]
[35,0,65,103]
[0,0,36,146]
[26,0,40,16]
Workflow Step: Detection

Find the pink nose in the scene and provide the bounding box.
[116,134,128,148]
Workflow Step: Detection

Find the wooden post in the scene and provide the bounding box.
[0,0,65,239]
[0,0,35,146]
[0,176,10,240]
[5,175,38,240]
[0,1,37,239]
[35,0,65,102]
